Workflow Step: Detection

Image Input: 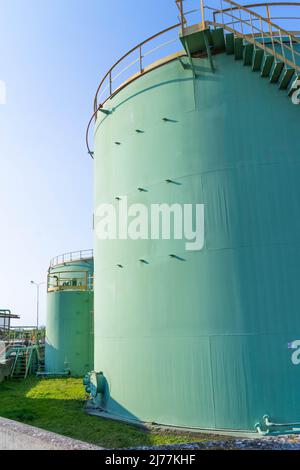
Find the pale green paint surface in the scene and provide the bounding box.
[93,49,300,431]
[46,259,94,377]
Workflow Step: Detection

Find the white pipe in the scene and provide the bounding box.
[264,415,300,428]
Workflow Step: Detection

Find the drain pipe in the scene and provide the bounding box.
[255,422,269,436]
[263,414,300,430]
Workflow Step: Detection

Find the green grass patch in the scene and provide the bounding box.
[0,377,213,448]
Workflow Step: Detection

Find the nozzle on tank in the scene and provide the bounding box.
[99,108,111,115]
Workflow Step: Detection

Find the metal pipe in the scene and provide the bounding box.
[255,423,269,435]
[264,415,300,428]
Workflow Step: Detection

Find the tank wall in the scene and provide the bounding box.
[94,52,300,429]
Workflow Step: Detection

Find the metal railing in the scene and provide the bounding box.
[47,271,94,292]
[1,327,45,364]
[50,249,94,268]
[177,1,300,33]
[86,23,183,158]
[86,1,300,158]
[212,2,300,29]
[205,1,300,72]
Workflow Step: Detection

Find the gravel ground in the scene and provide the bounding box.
[129,435,300,450]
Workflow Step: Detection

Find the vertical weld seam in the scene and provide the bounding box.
[209,335,217,429]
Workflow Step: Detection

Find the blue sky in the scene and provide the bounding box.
[0,0,294,326]
[0,0,177,326]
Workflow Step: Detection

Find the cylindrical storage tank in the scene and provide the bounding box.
[46,251,94,377]
[92,25,300,431]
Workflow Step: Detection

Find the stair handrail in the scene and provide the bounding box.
[212,2,300,32]
[206,1,300,74]
[212,1,300,44]
[206,18,300,74]
[209,6,300,56]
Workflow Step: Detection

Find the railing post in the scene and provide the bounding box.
[266,4,270,23]
[289,35,296,65]
[139,45,143,73]
[278,29,286,62]
[200,0,206,28]
[238,7,244,35]
[220,0,225,26]
[109,71,112,96]
[178,0,185,35]
[260,17,265,49]
[266,4,276,57]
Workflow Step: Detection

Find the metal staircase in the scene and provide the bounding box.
[178,1,300,95]
[7,345,39,379]
[3,329,45,380]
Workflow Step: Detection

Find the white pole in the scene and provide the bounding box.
[36,284,39,331]
[30,281,45,339]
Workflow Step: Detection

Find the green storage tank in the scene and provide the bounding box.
[88,2,300,433]
[46,250,94,377]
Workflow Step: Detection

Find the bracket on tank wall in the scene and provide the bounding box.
[180,27,215,110]
[181,37,196,79]
[180,38,197,110]
[180,26,215,74]
[99,108,111,115]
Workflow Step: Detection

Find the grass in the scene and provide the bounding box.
[0,377,215,448]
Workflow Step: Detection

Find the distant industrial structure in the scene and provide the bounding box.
[0,311,43,381]
[0,310,19,340]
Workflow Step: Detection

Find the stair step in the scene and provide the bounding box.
[243,44,254,65]
[261,54,274,77]
[234,37,244,60]
[211,28,225,51]
[270,61,285,83]
[225,33,234,54]
[287,75,300,96]
[252,48,264,71]
[279,67,295,89]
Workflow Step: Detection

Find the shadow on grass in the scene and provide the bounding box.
[0,377,200,449]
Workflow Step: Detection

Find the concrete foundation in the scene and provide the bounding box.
[0,417,103,450]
